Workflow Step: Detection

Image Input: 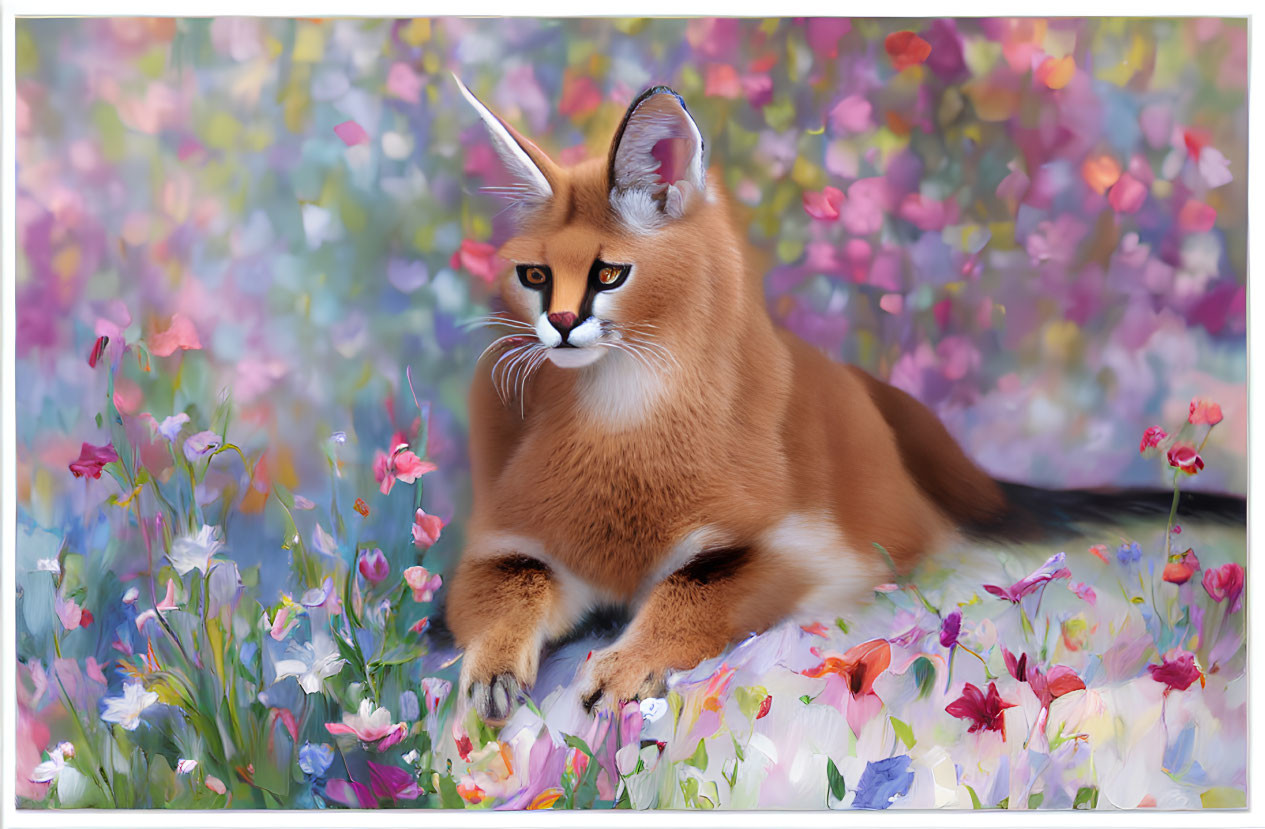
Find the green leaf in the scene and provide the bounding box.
[912,656,937,700]
[834,617,849,634]
[996,796,1010,809]
[799,694,813,705]
[826,758,847,802]
[437,773,464,809]
[1028,792,1044,809]
[734,685,768,720]
[965,783,982,810]
[1200,787,1246,809]
[563,734,594,757]
[1073,786,1099,810]
[890,716,915,750]
[685,739,708,770]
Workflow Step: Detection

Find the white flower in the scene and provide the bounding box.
[639,697,668,723]
[101,682,159,731]
[122,586,139,604]
[168,525,225,575]
[29,742,74,783]
[176,758,198,774]
[402,749,420,764]
[274,637,346,694]
[35,558,61,575]
[157,413,191,442]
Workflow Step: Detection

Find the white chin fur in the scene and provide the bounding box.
[547,347,605,369]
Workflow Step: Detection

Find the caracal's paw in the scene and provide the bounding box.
[579,646,668,713]
[469,673,522,725]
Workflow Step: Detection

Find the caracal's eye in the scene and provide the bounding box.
[522,266,548,287]
[598,266,619,285]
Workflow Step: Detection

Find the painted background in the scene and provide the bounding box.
[15,17,1247,811]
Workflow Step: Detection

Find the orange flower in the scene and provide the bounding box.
[456,781,485,804]
[354,497,369,517]
[802,639,891,696]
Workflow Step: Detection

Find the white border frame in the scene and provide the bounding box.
[1,4,1258,828]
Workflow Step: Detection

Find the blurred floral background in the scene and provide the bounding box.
[14,17,1246,811]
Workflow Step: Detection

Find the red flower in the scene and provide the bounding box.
[884,31,932,71]
[69,442,119,479]
[88,335,109,368]
[945,681,1015,738]
[756,694,772,719]
[1147,650,1204,693]
[79,609,95,627]
[1138,425,1168,454]
[1002,647,1028,682]
[802,638,891,696]
[1167,444,1204,475]
[1162,548,1201,585]
[1188,398,1223,426]
[354,498,369,517]
[1028,665,1085,707]
[1202,563,1245,611]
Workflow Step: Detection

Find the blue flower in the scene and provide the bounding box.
[298,742,335,777]
[399,689,420,722]
[852,755,914,810]
[1116,541,1143,565]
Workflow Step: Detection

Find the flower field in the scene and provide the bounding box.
[14,17,1246,811]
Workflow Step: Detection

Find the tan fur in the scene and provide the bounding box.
[446,86,1005,719]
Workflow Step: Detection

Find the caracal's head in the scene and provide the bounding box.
[456,78,738,379]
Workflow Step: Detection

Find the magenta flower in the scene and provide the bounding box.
[358,548,389,584]
[945,682,1015,739]
[1148,650,1204,693]
[802,186,845,221]
[367,761,419,801]
[403,566,442,603]
[1028,665,1086,707]
[1138,425,1168,454]
[1002,647,1028,682]
[324,778,376,809]
[939,609,962,648]
[983,552,1071,603]
[1202,563,1245,612]
[411,509,444,550]
[69,442,118,479]
[1167,444,1205,475]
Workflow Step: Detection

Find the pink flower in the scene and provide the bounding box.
[205,775,227,795]
[829,94,873,134]
[802,186,845,221]
[983,552,1071,603]
[1167,444,1205,475]
[325,778,376,808]
[1027,665,1085,707]
[358,548,389,584]
[410,616,430,635]
[149,313,202,357]
[1068,581,1097,604]
[703,63,741,99]
[411,509,444,550]
[55,592,83,630]
[945,682,1014,738]
[373,444,437,495]
[1177,199,1217,233]
[1107,173,1147,213]
[69,442,118,479]
[1202,563,1245,611]
[403,566,442,603]
[1148,650,1204,693]
[449,239,505,286]
[1189,398,1224,426]
[333,120,369,147]
[1162,548,1201,585]
[1139,425,1168,454]
[325,699,407,749]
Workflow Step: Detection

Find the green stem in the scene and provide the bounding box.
[1164,469,1181,559]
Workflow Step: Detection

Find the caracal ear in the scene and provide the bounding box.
[453,74,559,209]
[607,86,707,232]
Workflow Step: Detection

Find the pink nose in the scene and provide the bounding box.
[547,311,577,331]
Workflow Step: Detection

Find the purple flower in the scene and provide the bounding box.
[1116,542,1143,565]
[852,755,914,809]
[939,609,962,648]
[324,778,375,808]
[983,552,1071,603]
[358,548,389,584]
[182,430,222,463]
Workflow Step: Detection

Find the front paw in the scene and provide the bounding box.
[579,648,667,713]
[470,673,522,725]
